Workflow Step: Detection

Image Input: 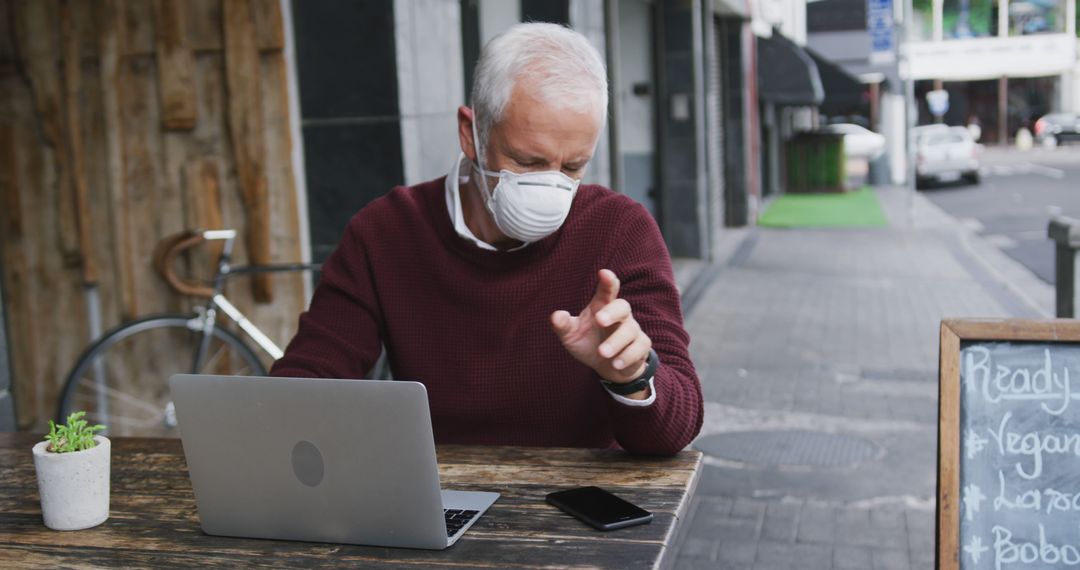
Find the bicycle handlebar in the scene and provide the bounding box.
[153,231,216,298]
[154,230,319,299]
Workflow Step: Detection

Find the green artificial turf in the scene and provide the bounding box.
[758,187,887,228]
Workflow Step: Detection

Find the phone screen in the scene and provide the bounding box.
[546,486,652,530]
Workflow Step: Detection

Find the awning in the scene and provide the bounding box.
[712,0,749,18]
[806,47,867,115]
[756,32,823,106]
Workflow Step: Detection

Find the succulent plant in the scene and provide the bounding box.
[44,412,105,453]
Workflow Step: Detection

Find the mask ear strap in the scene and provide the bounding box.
[470,116,494,202]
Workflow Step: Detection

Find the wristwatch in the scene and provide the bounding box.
[601,349,659,396]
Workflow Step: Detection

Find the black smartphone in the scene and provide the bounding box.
[546,486,653,531]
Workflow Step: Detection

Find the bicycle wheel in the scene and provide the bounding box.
[58,314,267,437]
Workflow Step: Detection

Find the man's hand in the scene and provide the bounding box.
[551,269,653,399]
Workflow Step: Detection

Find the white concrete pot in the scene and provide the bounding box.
[32,435,110,530]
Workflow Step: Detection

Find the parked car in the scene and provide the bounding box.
[913,124,950,145]
[915,127,981,188]
[818,123,886,160]
[1034,112,1080,146]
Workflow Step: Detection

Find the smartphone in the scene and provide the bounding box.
[546,486,653,531]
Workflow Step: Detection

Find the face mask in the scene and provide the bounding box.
[471,120,581,243]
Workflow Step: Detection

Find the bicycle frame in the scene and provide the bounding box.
[189,230,320,371]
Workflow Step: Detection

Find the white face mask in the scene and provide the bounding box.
[471,120,581,243]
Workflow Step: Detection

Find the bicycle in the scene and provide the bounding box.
[56,229,325,437]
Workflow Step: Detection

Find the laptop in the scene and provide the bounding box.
[168,374,499,550]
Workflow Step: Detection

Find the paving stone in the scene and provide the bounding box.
[872,548,911,570]
[731,497,766,520]
[870,508,906,533]
[716,540,758,565]
[688,516,760,542]
[675,559,736,570]
[836,508,910,549]
[694,496,734,520]
[678,536,718,560]
[905,509,935,535]
[752,541,832,569]
[796,504,835,544]
[834,545,872,569]
[760,502,799,543]
[909,549,935,570]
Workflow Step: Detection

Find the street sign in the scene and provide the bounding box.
[926,89,950,117]
[868,0,895,64]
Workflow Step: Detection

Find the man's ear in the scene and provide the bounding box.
[457,106,477,163]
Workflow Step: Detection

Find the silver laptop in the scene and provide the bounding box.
[168,374,499,550]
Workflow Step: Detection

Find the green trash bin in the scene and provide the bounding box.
[786,132,846,193]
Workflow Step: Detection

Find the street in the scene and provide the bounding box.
[920,145,1080,284]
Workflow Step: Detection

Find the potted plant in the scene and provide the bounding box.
[31,412,110,530]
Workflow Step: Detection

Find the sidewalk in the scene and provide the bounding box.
[668,186,1053,569]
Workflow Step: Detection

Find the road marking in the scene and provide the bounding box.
[1028,163,1066,179]
[1010,230,1049,241]
[981,162,1065,180]
[960,218,985,233]
[984,234,1018,249]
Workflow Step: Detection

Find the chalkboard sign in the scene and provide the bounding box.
[939,319,1080,569]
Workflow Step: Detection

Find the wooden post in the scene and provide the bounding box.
[11,1,62,147]
[97,0,138,318]
[223,0,273,302]
[184,159,226,269]
[12,0,81,262]
[61,0,98,286]
[0,119,34,430]
[937,321,961,569]
[152,0,198,130]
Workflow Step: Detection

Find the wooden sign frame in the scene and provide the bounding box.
[938,318,1080,569]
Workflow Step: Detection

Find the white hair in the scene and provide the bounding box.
[470,22,608,158]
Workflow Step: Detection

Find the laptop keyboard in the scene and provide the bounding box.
[444,509,480,537]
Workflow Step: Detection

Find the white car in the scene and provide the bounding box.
[819,123,887,160]
[916,126,981,188]
[914,124,950,145]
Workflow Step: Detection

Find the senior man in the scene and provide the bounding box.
[271,23,702,456]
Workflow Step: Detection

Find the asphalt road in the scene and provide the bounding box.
[920,145,1080,284]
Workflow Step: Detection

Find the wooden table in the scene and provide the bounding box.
[0,433,702,569]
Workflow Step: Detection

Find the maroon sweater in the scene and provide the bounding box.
[270,177,703,455]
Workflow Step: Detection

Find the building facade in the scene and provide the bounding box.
[905,0,1078,142]
[288,0,764,263]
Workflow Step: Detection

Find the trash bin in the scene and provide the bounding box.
[869,155,891,186]
[786,132,846,193]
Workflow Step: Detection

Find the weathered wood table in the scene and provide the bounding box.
[0,433,701,569]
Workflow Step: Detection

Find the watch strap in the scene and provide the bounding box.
[601,349,658,396]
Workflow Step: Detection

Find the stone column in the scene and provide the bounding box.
[657,0,710,259]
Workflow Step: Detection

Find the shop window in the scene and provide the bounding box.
[942,0,996,38]
[1008,0,1067,35]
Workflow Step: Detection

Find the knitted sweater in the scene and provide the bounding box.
[270,178,703,455]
